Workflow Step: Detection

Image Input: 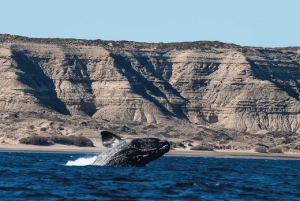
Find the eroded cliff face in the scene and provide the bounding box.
[0,35,300,134]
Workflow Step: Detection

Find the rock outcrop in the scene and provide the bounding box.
[0,34,300,134]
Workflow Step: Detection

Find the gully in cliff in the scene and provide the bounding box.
[93,131,170,167]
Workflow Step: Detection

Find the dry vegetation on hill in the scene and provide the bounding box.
[0,34,300,151]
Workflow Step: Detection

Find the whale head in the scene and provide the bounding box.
[93,131,170,167]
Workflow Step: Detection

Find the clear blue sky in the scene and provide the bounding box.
[1,0,299,47]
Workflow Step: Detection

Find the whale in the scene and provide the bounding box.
[93,131,170,167]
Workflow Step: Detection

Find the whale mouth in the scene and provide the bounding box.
[159,141,170,153]
[138,140,170,155]
[161,143,170,152]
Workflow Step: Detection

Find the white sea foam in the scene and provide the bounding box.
[66,156,97,166]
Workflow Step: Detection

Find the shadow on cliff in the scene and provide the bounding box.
[65,54,97,116]
[12,50,71,115]
[132,52,184,98]
[131,52,189,118]
[110,53,188,119]
[248,58,300,101]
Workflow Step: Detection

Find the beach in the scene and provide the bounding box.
[1,143,300,160]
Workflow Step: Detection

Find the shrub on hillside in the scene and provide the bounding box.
[190,145,214,151]
[49,135,94,147]
[268,147,283,153]
[192,136,203,141]
[19,135,94,147]
[255,146,268,153]
[282,138,294,144]
[169,141,186,149]
[19,136,50,145]
[40,127,47,131]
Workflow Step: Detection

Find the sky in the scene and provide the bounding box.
[1,0,300,47]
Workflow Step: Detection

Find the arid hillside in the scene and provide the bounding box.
[1,34,300,150]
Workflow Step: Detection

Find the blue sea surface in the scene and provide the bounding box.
[0,152,299,200]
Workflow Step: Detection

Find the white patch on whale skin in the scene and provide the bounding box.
[111,138,132,148]
[110,138,120,148]
[66,156,97,166]
[92,154,107,166]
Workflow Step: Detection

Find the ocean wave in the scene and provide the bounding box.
[66,156,97,166]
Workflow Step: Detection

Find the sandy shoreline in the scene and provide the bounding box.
[166,149,300,160]
[1,144,300,160]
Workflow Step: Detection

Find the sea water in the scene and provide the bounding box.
[0,152,299,200]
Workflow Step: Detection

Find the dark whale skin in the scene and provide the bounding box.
[93,132,170,167]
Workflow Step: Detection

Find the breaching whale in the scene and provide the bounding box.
[93,131,170,167]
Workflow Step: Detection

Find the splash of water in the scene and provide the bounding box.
[66,156,97,166]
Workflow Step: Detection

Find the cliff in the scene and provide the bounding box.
[0,34,300,139]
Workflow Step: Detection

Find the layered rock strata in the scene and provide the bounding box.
[0,34,300,133]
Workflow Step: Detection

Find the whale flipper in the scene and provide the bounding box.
[101,131,122,148]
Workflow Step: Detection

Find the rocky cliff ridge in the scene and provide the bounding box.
[0,34,300,149]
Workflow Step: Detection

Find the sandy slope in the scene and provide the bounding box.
[1,35,300,134]
[1,35,300,153]
[167,149,300,159]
